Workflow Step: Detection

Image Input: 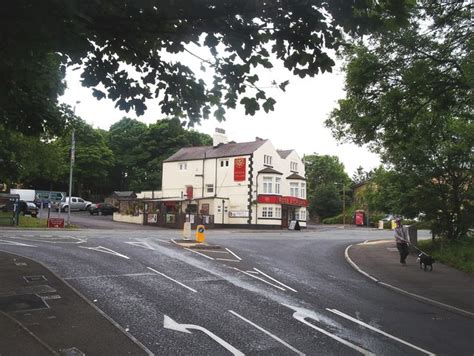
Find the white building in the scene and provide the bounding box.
[159,129,307,228]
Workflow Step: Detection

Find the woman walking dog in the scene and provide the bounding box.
[394,218,410,264]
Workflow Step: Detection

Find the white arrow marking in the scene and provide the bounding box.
[326,309,435,356]
[79,246,130,259]
[229,310,304,355]
[253,268,297,293]
[147,267,197,293]
[283,304,374,356]
[125,241,156,250]
[0,239,36,247]
[163,315,244,355]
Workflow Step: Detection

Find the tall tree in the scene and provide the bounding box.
[327,2,473,239]
[305,154,351,220]
[1,1,413,135]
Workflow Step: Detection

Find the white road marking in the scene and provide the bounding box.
[184,248,215,260]
[7,235,86,244]
[344,245,378,282]
[64,272,154,280]
[225,248,242,261]
[216,258,241,262]
[79,246,130,259]
[283,304,374,356]
[124,241,156,250]
[253,268,297,293]
[147,267,197,293]
[233,267,286,291]
[163,315,244,356]
[0,239,36,247]
[326,308,435,356]
[229,310,305,355]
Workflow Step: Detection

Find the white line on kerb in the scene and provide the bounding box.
[147,267,197,293]
[327,308,435,356]
[233,267,286,291]
[225,248,242,260]
[229,310,305,355]
[344,245,378,282]
[253,268,297,293]
[184,248,215,260]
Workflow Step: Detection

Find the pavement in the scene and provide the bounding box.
[346,239,474,318]
[0,251,151,356]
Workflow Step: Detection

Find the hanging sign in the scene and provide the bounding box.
[234,157,246,181]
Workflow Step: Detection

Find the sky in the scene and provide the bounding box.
[60,53,380,177]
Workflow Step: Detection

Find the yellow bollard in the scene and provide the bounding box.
[391,220,397,230]
[196,225,205,243]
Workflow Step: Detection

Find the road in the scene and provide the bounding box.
[0,226,472,355]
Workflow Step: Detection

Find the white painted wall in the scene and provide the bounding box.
[113,212,144,224]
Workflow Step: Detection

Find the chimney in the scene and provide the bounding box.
[213,128,228,147]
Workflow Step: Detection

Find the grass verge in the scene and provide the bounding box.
[417,236,474,275]
[14,215,78,229]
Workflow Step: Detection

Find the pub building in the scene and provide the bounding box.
[140,128,307,229]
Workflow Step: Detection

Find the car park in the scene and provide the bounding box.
[56,197,92,212]
[89,203,118,216]
[18,201,39,217]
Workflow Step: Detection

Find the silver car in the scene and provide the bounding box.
[57,197,92,212]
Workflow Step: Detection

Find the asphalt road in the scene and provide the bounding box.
[0,226,472,355]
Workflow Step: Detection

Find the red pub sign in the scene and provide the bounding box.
[257,195,308,207]
[47,218,65,228]
[234,157,246,181]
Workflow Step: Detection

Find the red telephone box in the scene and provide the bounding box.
[354,210,365,226]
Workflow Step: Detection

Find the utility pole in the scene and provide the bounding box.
[67,129,75,226]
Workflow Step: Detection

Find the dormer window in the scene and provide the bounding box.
[264,155,272,166]
[179,162,187,171]
[290,161,298,172]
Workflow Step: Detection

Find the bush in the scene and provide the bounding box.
[322,214,351,224]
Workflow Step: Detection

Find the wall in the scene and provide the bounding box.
[113,212,144,224]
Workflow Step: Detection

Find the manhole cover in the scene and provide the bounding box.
[23,275,47,283]
[0,294,49,312]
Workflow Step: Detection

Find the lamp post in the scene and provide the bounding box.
[335,182,346,227]
[67,101,80,226]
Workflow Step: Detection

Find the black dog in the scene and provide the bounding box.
[417,253,435,271]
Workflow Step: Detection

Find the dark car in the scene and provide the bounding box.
[19,201,39,217]
[89,203,118,216]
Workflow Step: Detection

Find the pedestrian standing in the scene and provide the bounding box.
[394,218,410,264]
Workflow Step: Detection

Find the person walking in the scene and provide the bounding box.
[394,218,410,264]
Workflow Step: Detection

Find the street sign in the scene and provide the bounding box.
[48,218,65,228]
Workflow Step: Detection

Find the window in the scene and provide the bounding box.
[179,162,187,171]
[220,159,229,167]
[262,207,273,218]
[290,182,299,197]
[290,161,298,172]
[295,211,300,220]
[301,183,306,198]
[300,210,306,221]
[275,207,281,218]
[206,184,214,193]
[264,155,272,166]
[217,205,222,213]
[275,177,281,194]
[263,177,273,194]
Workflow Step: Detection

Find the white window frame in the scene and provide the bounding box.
[262,206,273,218]
[300,210,306,221]
[291,161,298,172]
[275,177,281,194]
[179,162,187,171]
[300,183,306,198]
[275,207,281,218]
[206,184,214,193]
[263,176,273,194]
[264,155,272,166]
[290,182,299,197]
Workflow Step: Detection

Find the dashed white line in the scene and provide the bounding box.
[147,267,197,293]
[326,308,435,355]
[229,310,305,355]
[253,268,297,293]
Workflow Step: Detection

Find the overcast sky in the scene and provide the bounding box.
[60,53,380,176]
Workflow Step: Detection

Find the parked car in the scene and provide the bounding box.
[56,197,92,212]
[18,201,39,217]
[89,203,118,216]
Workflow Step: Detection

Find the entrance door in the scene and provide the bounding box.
[282,206,289,228]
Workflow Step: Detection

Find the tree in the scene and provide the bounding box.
[1,1,413,135]
[305,154,350,220]
[327,2,473,239]
[352,166,370,184]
